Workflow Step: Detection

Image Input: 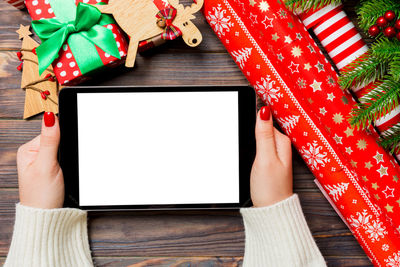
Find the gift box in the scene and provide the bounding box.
[25,0,129,85]
[203,0,400,265]
[5,0,25,9]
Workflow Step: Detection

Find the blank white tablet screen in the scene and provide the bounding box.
[77,91,239,206]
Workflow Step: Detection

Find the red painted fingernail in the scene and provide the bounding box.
[260,106,270,121]
[44,112,55,127]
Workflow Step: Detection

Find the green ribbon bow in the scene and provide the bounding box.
[31,0,120,75]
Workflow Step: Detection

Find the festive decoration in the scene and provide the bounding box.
[203,0,400,264]
[95,0,204,67]
[25,0,129,85]
[16,25,59,119]
[295,3,400,158]
[5,0,25,9]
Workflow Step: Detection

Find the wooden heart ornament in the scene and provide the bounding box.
[95,0,204,67]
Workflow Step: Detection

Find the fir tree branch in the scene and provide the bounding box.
[371,38,400,61]
[379,123,400,153]
[339,54,388,89]
[350,78,400,128]
[285,0,342,12]
[389,55,400,82]
[357,0,400,31]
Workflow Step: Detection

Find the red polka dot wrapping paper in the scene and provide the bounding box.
[203,0,400,265]
[25,0,129,86]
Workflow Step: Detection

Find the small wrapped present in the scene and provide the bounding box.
[26,0,129,85]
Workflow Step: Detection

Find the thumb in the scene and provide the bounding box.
[255,106,277,160]
[38,112,60,162]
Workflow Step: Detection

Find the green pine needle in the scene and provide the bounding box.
[380,123,400,153]
[338,54,388,89]
[350,78,400,128]
[285,0,342,11]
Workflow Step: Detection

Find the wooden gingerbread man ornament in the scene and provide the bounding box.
[96,0,204,67]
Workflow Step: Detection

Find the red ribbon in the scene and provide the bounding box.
[156,8,182,40]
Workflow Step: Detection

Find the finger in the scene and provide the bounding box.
[17,135,41,169]
[273,129,292,166]
[255,106,277,160]
[37,112,60,163]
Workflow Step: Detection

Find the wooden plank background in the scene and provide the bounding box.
[0,0,373,266]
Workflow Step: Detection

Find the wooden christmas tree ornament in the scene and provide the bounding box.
[17,24,60,119]
[95,0,204,67]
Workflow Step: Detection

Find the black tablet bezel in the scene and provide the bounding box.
[59,86,256,210]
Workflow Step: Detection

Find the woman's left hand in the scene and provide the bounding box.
[17,112,64,209]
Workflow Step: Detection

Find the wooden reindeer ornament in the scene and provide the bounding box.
[95,0,204,67]
[17,25,60,119]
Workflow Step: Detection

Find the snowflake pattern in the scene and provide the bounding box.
[365,219,387,242]
[348,209,372,229]
[300,141,330,170]
[255,76,283,105]
[206,4,234,37]
[385,251,400,267]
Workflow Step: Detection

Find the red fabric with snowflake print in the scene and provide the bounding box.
[203,0,400,265]
[25,0,129,85]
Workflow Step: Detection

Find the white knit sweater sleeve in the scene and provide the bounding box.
[240,194,327,267]
[4,203,93,267]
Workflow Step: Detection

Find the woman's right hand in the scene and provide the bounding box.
[250,106,293,207]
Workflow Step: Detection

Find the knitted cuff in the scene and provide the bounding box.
[240,194,326,267]
[4,204,93,267]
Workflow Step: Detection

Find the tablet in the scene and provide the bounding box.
[59,86,256,210]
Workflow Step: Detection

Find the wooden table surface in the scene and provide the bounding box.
[0,1,373,266]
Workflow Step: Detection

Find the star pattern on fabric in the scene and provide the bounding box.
[373,152,384,163]
[304,63,311,71]
[249,0,256,6]
[309,80,322,92]
[362,176,368,182]
[372,183,379,190]
[351,160,358,167]
[356,139,367,150]
[344,127,354,137]
[288,61,299,73]
[314,61,325,72]
[277,53,284,61]
[333,113,344,124]
[377,165,388,177]
[291,46,302,58]
[375,194,381,200]
[307,45,315,53]
[319,107,327,116]
[365,161,372,170]
[262,16,273,29]
[345,147,353,154]
[327,93,335,101]
[394,175,399,182]
[271,33,279,41]
[383,186,395,198]
[385,204,394,213]
[296,33,302,40]
[284,35,292,44]
[333,134,342,144]
[250,13,258,25]
[278,8,287,18]
[258,1,269,11]
[297,78,306,88]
